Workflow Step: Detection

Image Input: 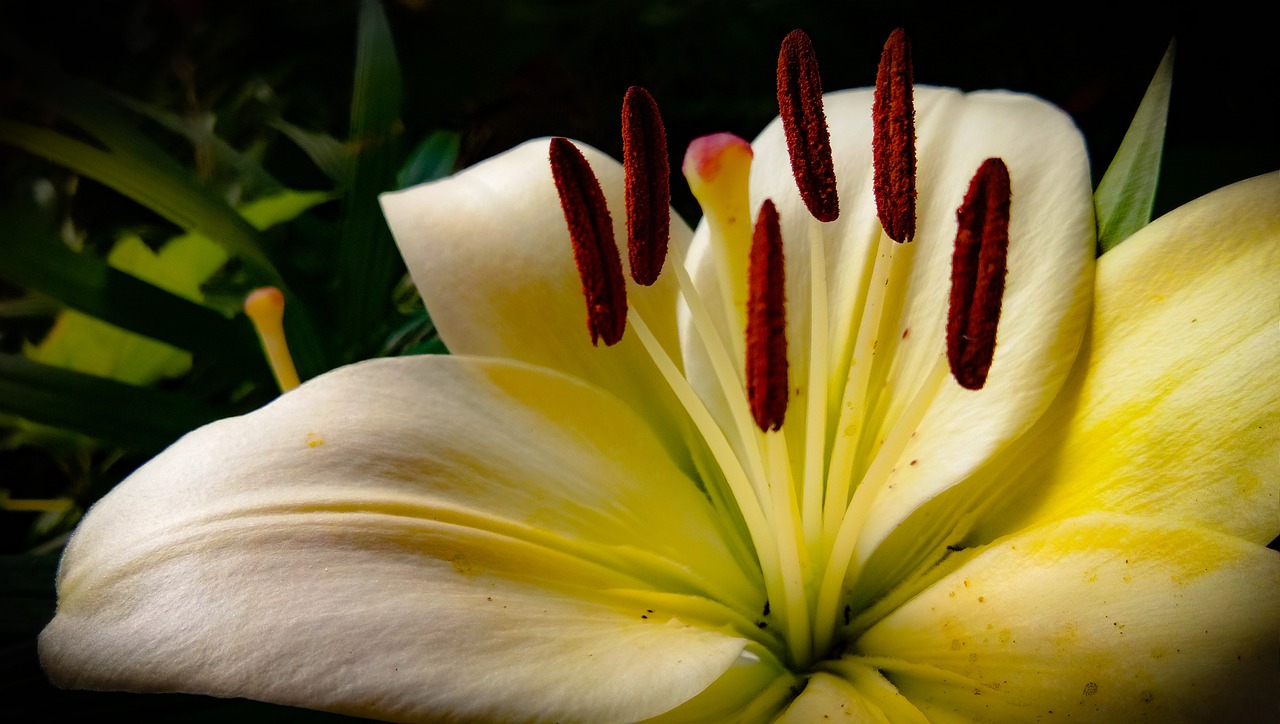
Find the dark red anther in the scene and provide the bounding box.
[549,137,628,346]
[622,86,671,286]
[777,29,839,223]
[746,199,789,431]
[947,158,1011,390]
[873,28,917,243]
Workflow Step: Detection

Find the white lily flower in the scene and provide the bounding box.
[40,29,1278,723]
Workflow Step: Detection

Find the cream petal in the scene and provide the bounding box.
[978,172,1280,545]
[856,513,1280,721]
[40,356,762,723]
[682,87,1093,594]
[381,139,693,460]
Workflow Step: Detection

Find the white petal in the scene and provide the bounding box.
[381,139,694,459]
[41,356,761,723]
[856,513,1280,721]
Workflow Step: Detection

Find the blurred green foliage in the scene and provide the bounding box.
[0,0,1274,719]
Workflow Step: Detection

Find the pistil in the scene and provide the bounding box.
[873,28,917,242]
[548,137,628,346]
[683,133,755,359]
[776,29,839,223]
[622,86,671,286]
[947,158,1011,390]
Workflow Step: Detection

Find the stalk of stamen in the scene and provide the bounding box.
[764,427,813,666]
[666,240,772,508]
[776,29,839,222]
[822,233,898,539]
[244,287,300,393]
[626,310,794,652]
[948,157,1011,390]
[622,86,670,285]
[746,199,788,432]
[813,352,949,655]
[628,312,769,531]
[549,137,628,346]
[851,238,917,473]
[873,28,917,242]
[800,217,829,555]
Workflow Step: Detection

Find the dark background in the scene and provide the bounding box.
[1,0,1275,720]
[5,0,1275,220]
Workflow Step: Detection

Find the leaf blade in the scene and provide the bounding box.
[0,354,229,451]
[1095,40,1175,253]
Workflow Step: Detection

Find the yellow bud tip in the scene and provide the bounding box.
[243,286,301,393]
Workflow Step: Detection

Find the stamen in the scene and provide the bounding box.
[243,287,301,393]
[622,86,670,286]
[549,137,628,346]
[776,29,839,222]
[947,158,1011,390]
[873,28,917,242]
[746,199,788,431]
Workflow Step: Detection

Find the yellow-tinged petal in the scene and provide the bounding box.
[978,172,1280,545]
[380,139,694,464]
[856,513,1280,721]
[40,356,762,723]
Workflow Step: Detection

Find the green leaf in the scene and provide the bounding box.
[396,130,461,189]
[1094,40,1175,253]
[0,198,258,367]
[0,354,229,451]
[103,86,284,197]
[19,191,333,386]
[0,57,332,374]
[335,0,406,358]
[270,119,355,186]
[0,118,283,285]
[23,233,231,384]
[351,0,404,142]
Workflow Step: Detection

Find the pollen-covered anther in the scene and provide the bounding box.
[548,137,628,346]
[947,158,1011,390]
[746,199,789,431]
[777,29,839,222]
[873,27,917,242]
[622,86,671,286]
